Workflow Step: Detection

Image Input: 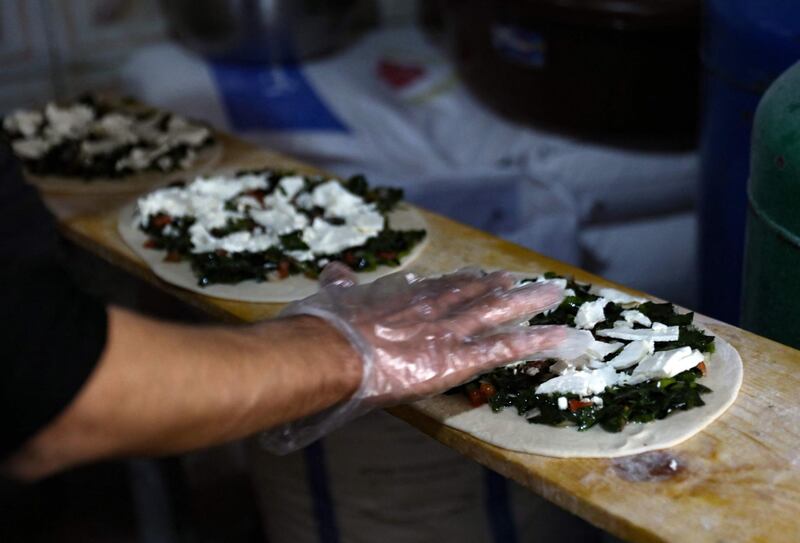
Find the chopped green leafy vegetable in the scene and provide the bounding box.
[452,272,715,433]
[138,170,426,286]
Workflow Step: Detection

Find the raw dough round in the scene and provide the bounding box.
[414,335,742,458]
[26,141,222,195]
[118,201,430,303]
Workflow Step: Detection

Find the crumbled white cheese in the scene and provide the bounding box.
[3,109,43,137]
[550,359,578,374]
[250,197,309,235]
[621,309,652,327]
[535,366,620,397]
[574,298,608,329]
[591,396,604,407]
[137,174,388,257]
[189,223,279,254]
[44,103,94,140]
[625,347,705,385]
[164,115,210,147]
[310,181,363,215]
[298,181,384,254]
[117,145,170,172]
[607,340,655,370]
[6,100,211,174]
[302,218,374,255]
[276,175,306,199]
[557,397,568,410]
[536,277,568,290]
[192,174,268,200]
[586,340,623,359]
[596,323,679,342]
[12,138,51,159]
[286,250,315,262]
[592,287,647,306]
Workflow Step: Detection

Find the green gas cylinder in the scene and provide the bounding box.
[741,60,800,348]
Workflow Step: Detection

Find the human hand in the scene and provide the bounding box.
[260,264,593,453]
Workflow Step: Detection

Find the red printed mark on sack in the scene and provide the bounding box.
[377,59,425,89]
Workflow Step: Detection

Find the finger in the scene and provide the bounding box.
[383,270,516,325]
[441,280,564,337]
[453,326,594,379]
[319,261,358,288]
[369,326,594,404]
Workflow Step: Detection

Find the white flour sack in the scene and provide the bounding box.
[248,411,597,542]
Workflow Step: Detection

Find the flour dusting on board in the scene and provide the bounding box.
[612,451,685,482]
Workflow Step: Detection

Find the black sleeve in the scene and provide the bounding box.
[0,143,108,460]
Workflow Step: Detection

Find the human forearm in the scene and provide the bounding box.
[5,307,361,479]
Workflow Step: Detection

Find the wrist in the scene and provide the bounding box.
[250,315,363,404]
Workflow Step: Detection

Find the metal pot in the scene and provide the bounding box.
[438,0,701,146]
[159,0,377,63]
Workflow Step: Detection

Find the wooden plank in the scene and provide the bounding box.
[52,134,800,543]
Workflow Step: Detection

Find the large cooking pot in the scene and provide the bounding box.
[159,0,377,63]
[439,0,701,145]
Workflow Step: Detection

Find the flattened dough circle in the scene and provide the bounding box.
[26,141,222,195]
[118,200,430,303]
[414,335,742,458]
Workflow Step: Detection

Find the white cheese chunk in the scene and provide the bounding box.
[621,309,652,327]
[536,277,568,290]
[165,115,210,146]
[574,298,608,329]
[12,138,51,159]
[276,175,306,199]
[550,359,577,374]
[286,250,314,262]
[302,218,373,255]
[557,397,568,410]
[626,347,705,385]
[596,323,679,342]
[310,180,364,217]
[44,103,94,139]
[138,173,388,258]
[586,340,623,359]
[607,340,655,370]
[192,174,268,200]
[7,100,211,174]
[535,366,620,397]
[592,287,647,306]
[591,396,604,407]
[250,197,309,235]
[4,109,43,137]
[189,223,279,254]
[117,145,170,172]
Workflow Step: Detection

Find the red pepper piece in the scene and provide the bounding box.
[479,382,497,400]
[467,388,485,407]
[151,214,172,228]
[568,399,593,412]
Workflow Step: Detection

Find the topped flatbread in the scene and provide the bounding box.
[415,274,743,458]
[2,93,219,191]
[118,169,429,302]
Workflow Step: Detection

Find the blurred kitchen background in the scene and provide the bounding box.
[2,1,799,542]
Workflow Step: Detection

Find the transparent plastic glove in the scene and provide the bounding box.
[260,263,594,454]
